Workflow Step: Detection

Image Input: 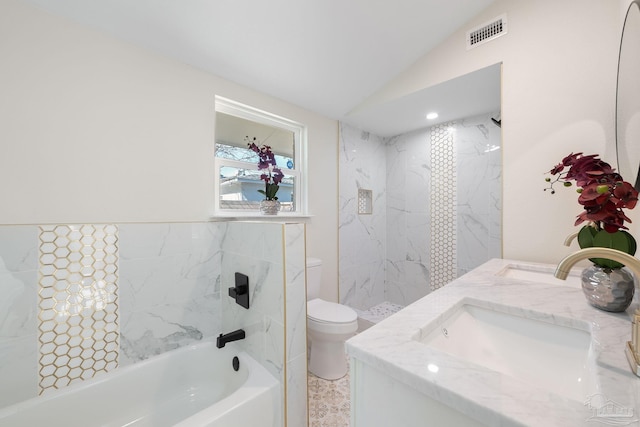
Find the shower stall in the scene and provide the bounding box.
[338,112,502,322]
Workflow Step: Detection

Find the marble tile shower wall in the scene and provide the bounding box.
[385,127,431,306]
[455,113,502,276]
[283,223,309,427]
[220,222,307,427]
[0,220,307,427]
[0,225,39,407]
[339,112,501,310]
[0,222,225,408]
[221,222,285,399]
[339,123,388,311]
[118,223,224,364]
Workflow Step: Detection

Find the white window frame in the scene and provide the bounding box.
[213,96,308,216]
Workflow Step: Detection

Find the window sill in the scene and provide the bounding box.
[210,212,312,221]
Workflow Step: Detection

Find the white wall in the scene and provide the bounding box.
[0,0,339,291]
[351,0,630,265]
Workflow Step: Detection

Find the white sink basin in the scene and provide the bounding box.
[414,299,595,401]
[496,263,582,287]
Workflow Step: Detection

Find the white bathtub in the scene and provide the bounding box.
[0,340,280,427]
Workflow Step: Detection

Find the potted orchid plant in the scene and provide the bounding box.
[247,136,284,214]
[545,152,639,311]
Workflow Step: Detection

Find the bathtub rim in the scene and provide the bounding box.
[0,338,279,424]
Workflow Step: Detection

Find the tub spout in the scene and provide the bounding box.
[216,329,246,349]
[554,247,640,280]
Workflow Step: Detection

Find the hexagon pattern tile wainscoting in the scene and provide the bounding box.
[37,225,119,394]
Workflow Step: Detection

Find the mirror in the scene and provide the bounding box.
[616,0,640,190]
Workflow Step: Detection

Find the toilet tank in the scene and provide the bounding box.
[306,257,323,300]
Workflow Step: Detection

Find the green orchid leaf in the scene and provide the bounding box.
[592,230,631,252]
[588,230,633,269]
[577,226,596,248]
[264,183,279,200]
[621,230,637,256]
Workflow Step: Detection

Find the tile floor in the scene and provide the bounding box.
[352,301,404,325]
[307,367,351,426]
[306,301,404,426]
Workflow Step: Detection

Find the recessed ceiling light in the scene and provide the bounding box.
[426,112,438,120]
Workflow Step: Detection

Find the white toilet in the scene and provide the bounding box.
[306,257,358,380]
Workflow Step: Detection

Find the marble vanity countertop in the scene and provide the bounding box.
[346,258,640,427]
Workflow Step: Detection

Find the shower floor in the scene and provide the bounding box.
[353,301,404,331]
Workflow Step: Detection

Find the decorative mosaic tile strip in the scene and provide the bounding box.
[38,224,119,394]
[429,124,457,290]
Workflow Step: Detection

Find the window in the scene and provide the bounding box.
[214,96,307,215]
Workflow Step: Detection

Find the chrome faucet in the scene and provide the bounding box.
[554,247,640,280]
[555,247,640,377]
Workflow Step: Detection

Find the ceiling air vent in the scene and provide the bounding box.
[466,14,507,50]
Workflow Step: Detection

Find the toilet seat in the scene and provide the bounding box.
[307,298,358,335]
[307,298,357,323]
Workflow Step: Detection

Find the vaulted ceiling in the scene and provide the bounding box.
[21,0,499,136]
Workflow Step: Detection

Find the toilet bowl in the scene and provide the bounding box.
[307,298,358,379]
[306,258,358,380]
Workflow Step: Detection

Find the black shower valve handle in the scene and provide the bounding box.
[229,272,250,309]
